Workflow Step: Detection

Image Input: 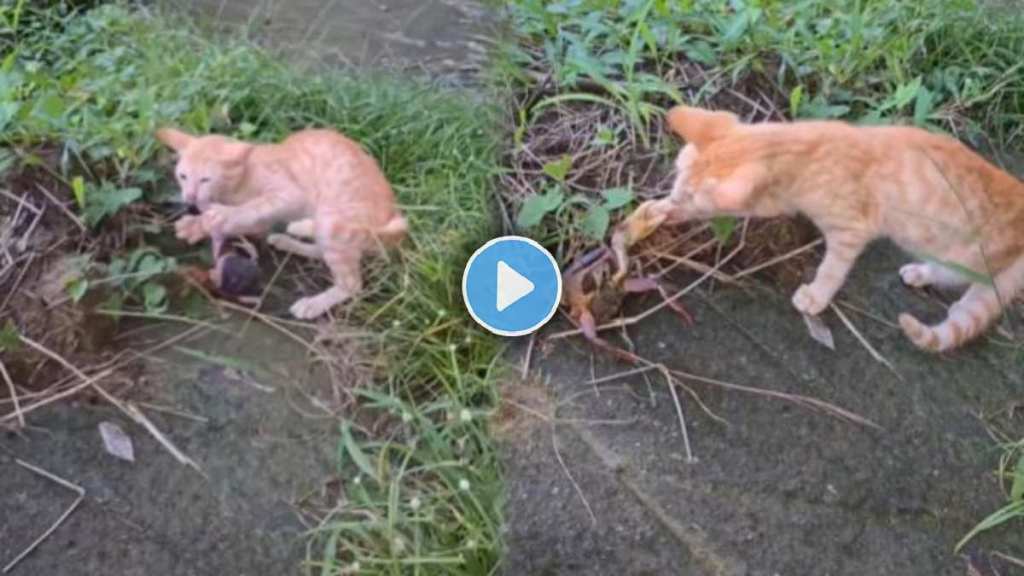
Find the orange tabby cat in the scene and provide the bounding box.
[618,105,1024,352]
[156,127,407,319]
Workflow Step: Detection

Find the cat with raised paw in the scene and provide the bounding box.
[157,127,408,319]
[618,105,1024,353]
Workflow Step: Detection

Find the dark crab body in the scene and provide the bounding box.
[561,239,691,363]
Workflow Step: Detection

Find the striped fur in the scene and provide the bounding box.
[624,105,1024,353]
[157,127,406,319]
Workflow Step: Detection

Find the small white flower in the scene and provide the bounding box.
[401,411,413,423]
[459,409,472,423]
[458,478,471,492]
[393,537,406,553]
[392,319,401,327]
[465,539,476,550]
[353,475,362,485]
[437,309,447,318]
[410,496,421,511]
[448,343,457,352]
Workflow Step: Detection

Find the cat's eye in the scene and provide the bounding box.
[178,173,187,180]
[199,177,211,184]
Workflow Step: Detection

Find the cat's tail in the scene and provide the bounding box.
[898,258,1024,352]
[373,213,408,247]
[665,105,740,149]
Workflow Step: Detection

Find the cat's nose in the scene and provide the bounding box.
[185,204,201,216]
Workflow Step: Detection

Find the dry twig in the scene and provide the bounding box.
[3,460,85,574]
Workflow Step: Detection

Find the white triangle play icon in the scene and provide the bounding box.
[496,260,535,312]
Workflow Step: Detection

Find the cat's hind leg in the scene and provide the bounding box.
[267,234,322,259]
[899,257,1024,352]
[285,219,315,238]
[899,262,970,288]
[268,218,321,259]
[288,223,365,320]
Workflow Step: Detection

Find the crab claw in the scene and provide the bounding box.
[611,199,673,283]
[578,308,598,342]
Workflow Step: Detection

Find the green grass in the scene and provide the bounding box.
[2,2,505,574]
[957,437,1024,552]
[500,0,1024,142]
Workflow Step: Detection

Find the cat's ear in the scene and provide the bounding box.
[219,140,254,165]
[665,106,739,149]
[156,127,195,152]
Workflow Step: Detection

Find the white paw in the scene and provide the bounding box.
[899,263,930,287]
[792,284,827,316]
[267,233,289,250]
[288,287,350,320]
[290,296,331,320]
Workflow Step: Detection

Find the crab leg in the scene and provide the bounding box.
[622,275,695,327]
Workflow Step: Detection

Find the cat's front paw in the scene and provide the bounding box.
[175,215,207,244]
[201,204,232,237]
[899,263,931,287]
[792,284,828,316]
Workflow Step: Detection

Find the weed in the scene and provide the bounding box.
[503,0,1024,143]
[957,438,1024,552]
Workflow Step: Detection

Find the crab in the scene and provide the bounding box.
[179,238,263,305]
[561,204,692,362]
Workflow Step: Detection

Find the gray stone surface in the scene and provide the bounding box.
[501,243,1024,576]
[183,0,493,83]
[1,320,337,576]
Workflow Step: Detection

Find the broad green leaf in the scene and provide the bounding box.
[602,187,634,209]
[711,216,737,244]
[913,87,934,126]
[516,187,564,228]
[32,92,65,120]
[142,282,168,313]
[592,126,616,147]
[581,205,610,240]
[722,11,750,44]
[0,102,18,133]
[83,185,142,227]
[66,277,89,303]
[801,97,850,119]
[542,155,572,183]
[879,76,922,112]
[684,40,716,66]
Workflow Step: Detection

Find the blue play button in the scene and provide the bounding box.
[462,236,562,336]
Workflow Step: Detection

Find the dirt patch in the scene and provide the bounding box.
[1,149,122,393]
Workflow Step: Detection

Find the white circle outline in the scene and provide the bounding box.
[461,235,563,337]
